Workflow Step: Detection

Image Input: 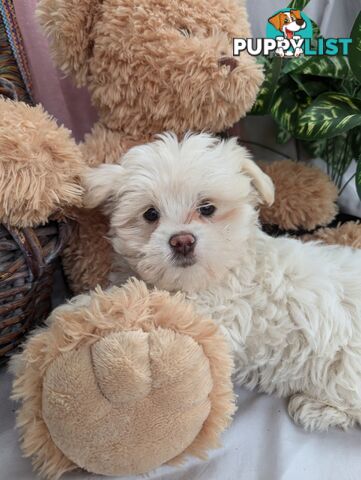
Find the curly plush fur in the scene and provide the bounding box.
[86,133,361,432]
[0,99,84,227]
[302,222,361,248]
[260,160,339,231]
[37,0,261,135]
[11,279,235,479]
[36,0,264,293]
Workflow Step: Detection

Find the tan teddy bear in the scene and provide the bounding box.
[36,0,263,293]
[37,0,343,294]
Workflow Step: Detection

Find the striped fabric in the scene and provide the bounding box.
[0,0,33,103]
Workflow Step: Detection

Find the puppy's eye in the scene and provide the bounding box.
[199,204,216,217]
[284,18,290,24]
[143,207,160,223]
[178,27,191,37]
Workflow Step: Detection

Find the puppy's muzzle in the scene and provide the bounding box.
[296,19,305,27]
[169,232,197,257]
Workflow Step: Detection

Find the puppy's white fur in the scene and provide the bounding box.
[85,133,361,431]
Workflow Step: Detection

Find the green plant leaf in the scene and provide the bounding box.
[325,133,354,185]
[287,0,311,10]
[339,78,361,98]
[356,159,361,201]
[311,19,321,39]
[290,74,330,97]
[271,79,312,135]
[252,57,283,115]
[349,11,361,83]
[305,133,354,186]
[276,127,292,144]
[351,127,361,160]
[289,55,351,79]
[294,93,361,140]
[351,128,361,196]
[303,138,327,158]
[282,55,314,75]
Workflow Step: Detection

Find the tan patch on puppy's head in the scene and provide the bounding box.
[186,207,239,225]
[214,208,239,223]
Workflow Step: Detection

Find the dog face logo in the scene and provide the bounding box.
[268,10,306,40]
[266,8,312,57]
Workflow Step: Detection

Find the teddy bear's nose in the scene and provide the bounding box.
[169,232,197,256]
[218,56,238,72]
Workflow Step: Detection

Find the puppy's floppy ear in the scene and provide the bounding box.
[240,159,275,206]
[268,12,283,32]
[83,164,125,209]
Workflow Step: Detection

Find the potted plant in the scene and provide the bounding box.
[251,0,361,203]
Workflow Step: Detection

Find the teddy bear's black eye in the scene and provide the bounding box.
[178,27,191,37]
[143,207,160,223]
[199,204,216,217]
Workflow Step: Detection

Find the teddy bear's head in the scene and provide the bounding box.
[38,0,263,135]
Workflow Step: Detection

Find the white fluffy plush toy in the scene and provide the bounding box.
[85,132,361,432]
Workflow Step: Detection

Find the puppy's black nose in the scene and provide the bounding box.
[218,56,238,72]
[169,232,196,256]
[296,19,305,26]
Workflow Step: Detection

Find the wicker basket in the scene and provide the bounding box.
[0,222,70,365]
[0,14,69,364]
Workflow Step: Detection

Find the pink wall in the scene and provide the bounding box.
[13,0,97,141]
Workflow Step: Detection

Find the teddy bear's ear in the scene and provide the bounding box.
[37,0,103,86]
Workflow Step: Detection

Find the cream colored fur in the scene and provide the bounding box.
[85,132,361,431]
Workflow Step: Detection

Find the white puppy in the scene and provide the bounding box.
[85,132,361,431]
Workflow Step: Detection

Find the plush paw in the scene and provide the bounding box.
[42,329,214,475]
[302,222,361,249]
[11,280,235,479]
[288,394,355,431]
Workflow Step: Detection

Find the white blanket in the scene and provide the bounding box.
[2,368,361,480]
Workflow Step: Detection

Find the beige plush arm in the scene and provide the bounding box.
[0,98,84,228]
